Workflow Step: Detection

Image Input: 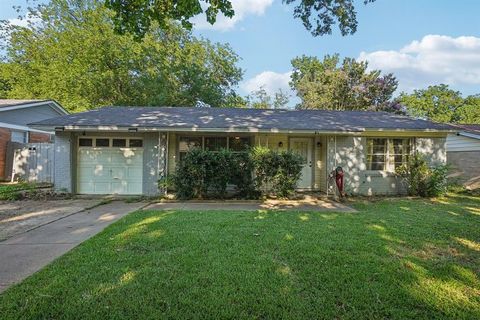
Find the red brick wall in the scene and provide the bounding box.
[0,127,12,180]
[29,132,52,143]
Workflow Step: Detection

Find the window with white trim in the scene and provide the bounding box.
[367,138,411,171]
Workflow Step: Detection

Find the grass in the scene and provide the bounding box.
[1,194,479,319]
[0,183,35,200]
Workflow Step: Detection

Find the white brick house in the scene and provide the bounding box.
[29,107,453,196]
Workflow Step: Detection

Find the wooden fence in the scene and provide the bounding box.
[7,142,54,183]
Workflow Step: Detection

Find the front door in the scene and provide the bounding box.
[290,138,313,189]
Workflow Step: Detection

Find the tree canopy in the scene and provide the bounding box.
[290,54,397,110]
[243,86,290,109]
[106,0,375,39]
[397,84,480,124]
[0,0,243,112]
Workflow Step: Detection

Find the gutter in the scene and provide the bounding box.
[0,100,68,115]
[0,122,53,134]
[458,131,480,140]
[29,124,455,135]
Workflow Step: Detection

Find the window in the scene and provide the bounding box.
[205,137,227,151]
[95,138,110,147]
[129,139,143,148]
[367,138,410,171]
[179,136,202,160]
[390,139,411,170]
[178,135,252,161]
[112,139,126,147]
[11,131,28,143]
[79,138,93,147]
[367,138,387,171]
[229,137,251,152]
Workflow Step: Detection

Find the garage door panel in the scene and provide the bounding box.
[78,149,98,162]
[77,146,143,195]
[78,182,94,194]
[94,182,110,194]
[111,167,127,179]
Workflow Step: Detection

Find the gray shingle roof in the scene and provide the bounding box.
[29,106,452,132]
[449,123,480,135]
[0,99,48,109]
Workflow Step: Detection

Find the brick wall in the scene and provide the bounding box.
[29,132,52,143]
[0,128,12,180]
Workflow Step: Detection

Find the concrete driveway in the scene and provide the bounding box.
[0,199,102,240]
[0,200,146,293]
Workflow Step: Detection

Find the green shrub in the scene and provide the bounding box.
[251,146,304,198]
[396,154,448,197]
[172,148,207,199]
[230,152,257,198]
[171,146,303,199]
[204,149,233,198]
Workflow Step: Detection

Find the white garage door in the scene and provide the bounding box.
[77,138,143,195]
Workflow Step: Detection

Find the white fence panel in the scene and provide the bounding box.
[11,143,54,183]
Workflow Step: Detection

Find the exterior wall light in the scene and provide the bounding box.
[278,141,283,148]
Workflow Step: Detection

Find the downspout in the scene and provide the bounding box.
[165,132,169,196]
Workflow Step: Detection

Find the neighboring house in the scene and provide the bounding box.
[446,124,480,190]
[0,99,69,181]
[29,107,452,196]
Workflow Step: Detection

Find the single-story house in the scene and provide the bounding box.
[0,99,68,180]
[446,124,480,190]
[29,107,452,196]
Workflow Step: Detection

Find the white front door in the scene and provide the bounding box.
[290,138,313,189]
[77,147,143,195]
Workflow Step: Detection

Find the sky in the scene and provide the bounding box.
[1,0,480,103]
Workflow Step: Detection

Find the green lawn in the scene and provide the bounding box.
[1,194,479,319]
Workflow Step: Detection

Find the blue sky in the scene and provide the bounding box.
[2,0,480,101]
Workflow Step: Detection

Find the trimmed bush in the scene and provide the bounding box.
[171,146,303,199]
[172,148,207,199]
[230,152,257,198]
[396,153,448,197]
[251,146,304,198]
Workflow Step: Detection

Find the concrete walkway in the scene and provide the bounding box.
[145,196,356,212]
[0,201,145,293]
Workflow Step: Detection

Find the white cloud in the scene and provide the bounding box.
[7,14,40,28]
[358,35,480,93]
[191,0,274,31]
[241,70,292,95]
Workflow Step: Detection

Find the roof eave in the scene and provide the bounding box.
[30,124,452,134]
[458,131,480,140]
[0,100,69,115]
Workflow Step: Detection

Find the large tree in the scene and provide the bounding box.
[290,54,397,110]
[397,84,480,124]
[0,0,243,112]
[106,0,375,39]
[244,86,290,109]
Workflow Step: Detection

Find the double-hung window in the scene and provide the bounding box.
[367,138,410,171]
